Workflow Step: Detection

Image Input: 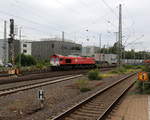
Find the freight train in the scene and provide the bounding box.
[50,54,96,70]
[50,54,144,70]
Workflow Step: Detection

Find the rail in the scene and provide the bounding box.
[52,73,136,120]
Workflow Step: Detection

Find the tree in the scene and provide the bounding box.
[15,54,37,66]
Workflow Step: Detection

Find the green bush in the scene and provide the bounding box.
[136,80,143,93]
[15,54,37,66]
[134,65,144,69]
[136,80,150,94]
[36,63,44,69]
[36,60,51,67]
[142,65,150,72]
[88,69,102,80]
[122,64,133,69]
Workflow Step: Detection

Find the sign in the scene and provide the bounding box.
[8,69,15,75]
[38,90,44,100]
[138,72,149,81]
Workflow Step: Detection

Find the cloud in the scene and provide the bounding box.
[0,0,149,51]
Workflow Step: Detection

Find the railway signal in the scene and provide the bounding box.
[8,19,15,65]
[138,72,149,81]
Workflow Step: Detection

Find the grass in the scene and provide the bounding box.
[101,73,116,78]
[109,67,127,74]
[80,87,91,92]
[135,79,150,94]
[109,65,142,75]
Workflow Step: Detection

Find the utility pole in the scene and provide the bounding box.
[103,45,105,62]
[118,4,122,67]
[99,34,101,65]
[8,19,15,65]
[19,27,22,68]
[114,32,119,61]
[62,31,64,55]
[3,20,7,64]
[107,42,109,54]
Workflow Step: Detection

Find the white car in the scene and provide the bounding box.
[4,63,13,67]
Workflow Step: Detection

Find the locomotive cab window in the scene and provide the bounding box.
[51,58,54,62]
[56,58,59,62]
[65,59,71,63]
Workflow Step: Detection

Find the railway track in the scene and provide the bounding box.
[0,68,112,85]
[52,73,136,120]
[0,67,113,97]
[0,69,88,85]
[0,74,83,97]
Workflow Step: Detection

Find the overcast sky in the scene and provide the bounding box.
[0,0,149,51]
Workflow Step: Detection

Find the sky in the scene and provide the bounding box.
[0,0,149,51]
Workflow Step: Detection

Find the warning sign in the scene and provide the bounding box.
[138,72,149,81]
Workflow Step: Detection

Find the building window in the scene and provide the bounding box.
[23,49,27,53]
[23,44,27,47]
[52,44,54,48]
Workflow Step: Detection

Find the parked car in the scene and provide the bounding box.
[4,63,13,67]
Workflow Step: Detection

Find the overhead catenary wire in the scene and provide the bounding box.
[0,0,137,48]
[0,10,61,32]
[7,0,117,36]
[8,0,67,29]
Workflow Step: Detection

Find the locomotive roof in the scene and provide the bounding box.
[50,54,95,59]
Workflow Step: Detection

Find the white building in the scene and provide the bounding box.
[20,40,32,55]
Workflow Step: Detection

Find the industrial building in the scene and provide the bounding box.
[82,46,99,57]
[32,38,82,60]
[0,38,82,63]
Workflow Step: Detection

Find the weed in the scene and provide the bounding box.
[80,87,91,92]
[76,79,91,92]
[88,69,102,80]
[109,67,126,74]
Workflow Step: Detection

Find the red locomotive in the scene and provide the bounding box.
[143,60,150,64]
[50,54,96,70]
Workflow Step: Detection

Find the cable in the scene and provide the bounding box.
[9,0,65,29]
[101,0,118,18]
[0,9,62,32]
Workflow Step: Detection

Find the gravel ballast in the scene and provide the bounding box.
[0,73,129,120]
